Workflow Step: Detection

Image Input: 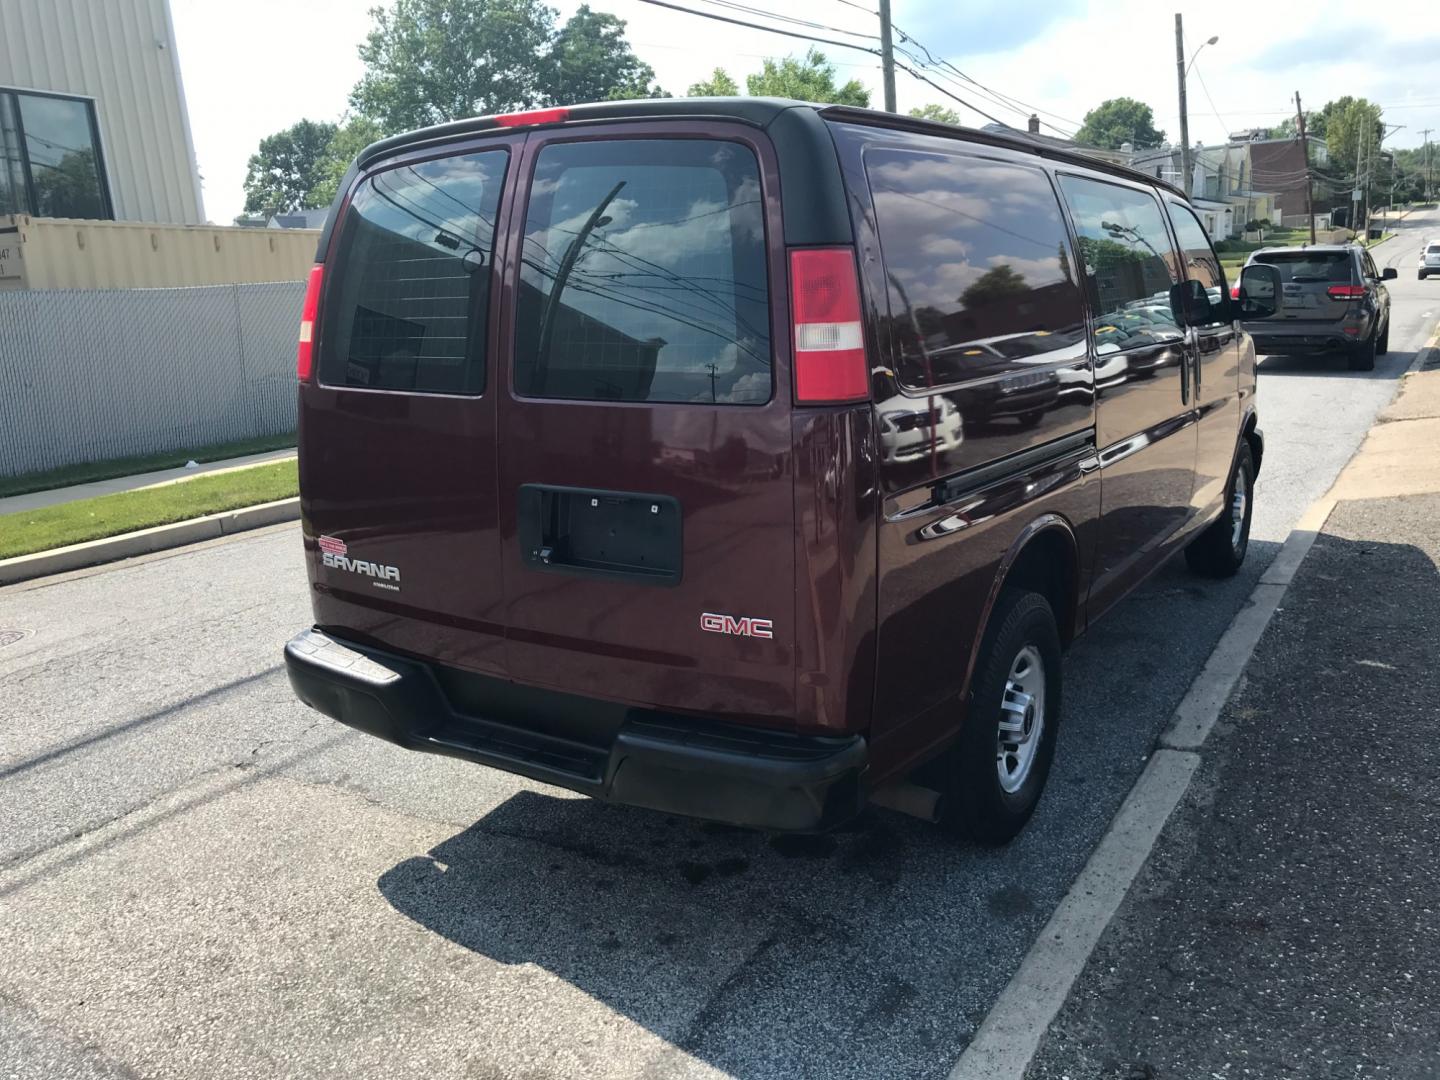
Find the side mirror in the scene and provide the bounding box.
[1238,264,1281,320]
[1168,279,1213,328]
[1382,267,1398,281]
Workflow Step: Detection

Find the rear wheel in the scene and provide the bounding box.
[1421,271,1429,281]
[1348,332,1377,371]
[1186,443,1254,578]
[937,589,1062,845]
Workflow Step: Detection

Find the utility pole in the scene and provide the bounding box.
[878,0,896,113]
[1422,128,1434,203]
[1296,92,1316,244]
[1175,14,1191,196]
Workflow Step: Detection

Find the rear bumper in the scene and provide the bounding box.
[284,628,867,832]
[1245,326,1368,354]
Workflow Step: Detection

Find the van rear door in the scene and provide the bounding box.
[301,136,521,675]
[493,125,798,726]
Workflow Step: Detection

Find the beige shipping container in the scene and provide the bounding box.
[0,215,318,289]
[1,0,203,225]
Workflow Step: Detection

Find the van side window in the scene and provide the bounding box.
[1166,202,1229,327]
[321,151,507,394]
[1059,176,1183,353]
[865,147,1087,390]
[514,139,771,405]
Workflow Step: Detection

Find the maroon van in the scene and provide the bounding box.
[284,99,1280,843]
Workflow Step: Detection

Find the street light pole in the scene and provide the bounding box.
[1175,16,1218,199]
[1175,14,1190,196]
[878,0,897,113]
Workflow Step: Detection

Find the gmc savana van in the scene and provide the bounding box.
[284,98,1281,844]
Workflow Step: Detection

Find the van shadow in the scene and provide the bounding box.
[374,535,1296,1080]
[376,793,967,1078]
[1257,346,1413,379]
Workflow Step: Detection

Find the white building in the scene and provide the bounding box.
[0,0,204,224]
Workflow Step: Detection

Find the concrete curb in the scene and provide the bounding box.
[0,497,299,586]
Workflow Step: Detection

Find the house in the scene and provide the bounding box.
[1,0,204,224]
[1128,136,1308,235]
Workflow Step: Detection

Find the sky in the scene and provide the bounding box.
[168,0,1440,224]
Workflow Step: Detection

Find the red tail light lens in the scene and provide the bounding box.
[495,106,569,127]
[1230,283,1241,300]
[790,247,868,403]
[1326,284,1366,300]
[297,264,323,382]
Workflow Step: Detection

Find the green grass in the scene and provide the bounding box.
[0,433,297,499]
[0,460,298,560]
[1363,232,1395,248]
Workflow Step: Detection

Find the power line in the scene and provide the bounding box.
[635,0,1007,124]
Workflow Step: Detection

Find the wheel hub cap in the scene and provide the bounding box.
[997,645,1046,794]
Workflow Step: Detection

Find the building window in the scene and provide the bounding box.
[0,88,112,220]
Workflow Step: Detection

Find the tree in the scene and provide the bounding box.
[1267,111,1323,141]
[688,68,740,97]
[350,0,558,132]
[745,48,869,107]
[960,265,1028,309]
[1320,97,1384,184]
[309,116,384,209]
[909,104,962,126]
[1074,98,1165,151]
[542,4,664,105]
[242,119,338,214]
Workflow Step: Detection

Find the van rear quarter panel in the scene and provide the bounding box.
[828,120,1102,782]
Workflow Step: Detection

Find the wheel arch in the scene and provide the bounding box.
[965,515,1081,702]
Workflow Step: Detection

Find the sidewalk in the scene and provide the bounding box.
[0,448,296,517]
[1026,363,1440,1078]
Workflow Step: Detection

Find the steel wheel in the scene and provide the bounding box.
[997,644,1046,794]
[1231,465,1249,552]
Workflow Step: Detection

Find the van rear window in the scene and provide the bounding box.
[1252,251,1353,284]
[321,150,507,394]
[514,139,772,404]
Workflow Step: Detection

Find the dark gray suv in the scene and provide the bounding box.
[1240,244,1395,370]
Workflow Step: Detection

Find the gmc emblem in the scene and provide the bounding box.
[701,612,774,639]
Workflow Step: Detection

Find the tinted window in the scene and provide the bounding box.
[1362,252,1378,279]
[1167,202,1228,326]
[514,139,771,404]
[1060,176,1182,353]
[1251,251,1353,284]
[866,147,1086,389]
[321,151,506,394]
[0,90,110,219]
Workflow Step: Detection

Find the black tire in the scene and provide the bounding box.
[1185,442,1255,578]
[1348,333,1377,371]
[937,589,1062,846]
[1377,320,1390,355]
[1421,271,1428,281]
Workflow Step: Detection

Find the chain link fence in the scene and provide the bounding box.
[0,282,304,478]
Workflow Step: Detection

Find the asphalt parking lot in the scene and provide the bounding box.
[3,215,1437,1079]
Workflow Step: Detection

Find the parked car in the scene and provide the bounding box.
[284,99,1279,845]
[1238,244,1394,371]
[1419,243,1440,279]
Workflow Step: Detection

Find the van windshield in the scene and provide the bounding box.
[1252,251,1353,284]
[514,139,772,404]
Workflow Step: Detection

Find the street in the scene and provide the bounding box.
[3,211,1439,1080]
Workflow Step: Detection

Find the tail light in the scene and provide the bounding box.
[1230,283,1241,300]
[1326,284,1366,300]
[790,247,869,403]
[297,264,323,382]
[495,106,569,127]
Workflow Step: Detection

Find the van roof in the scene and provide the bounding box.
[353,97,1186,200]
